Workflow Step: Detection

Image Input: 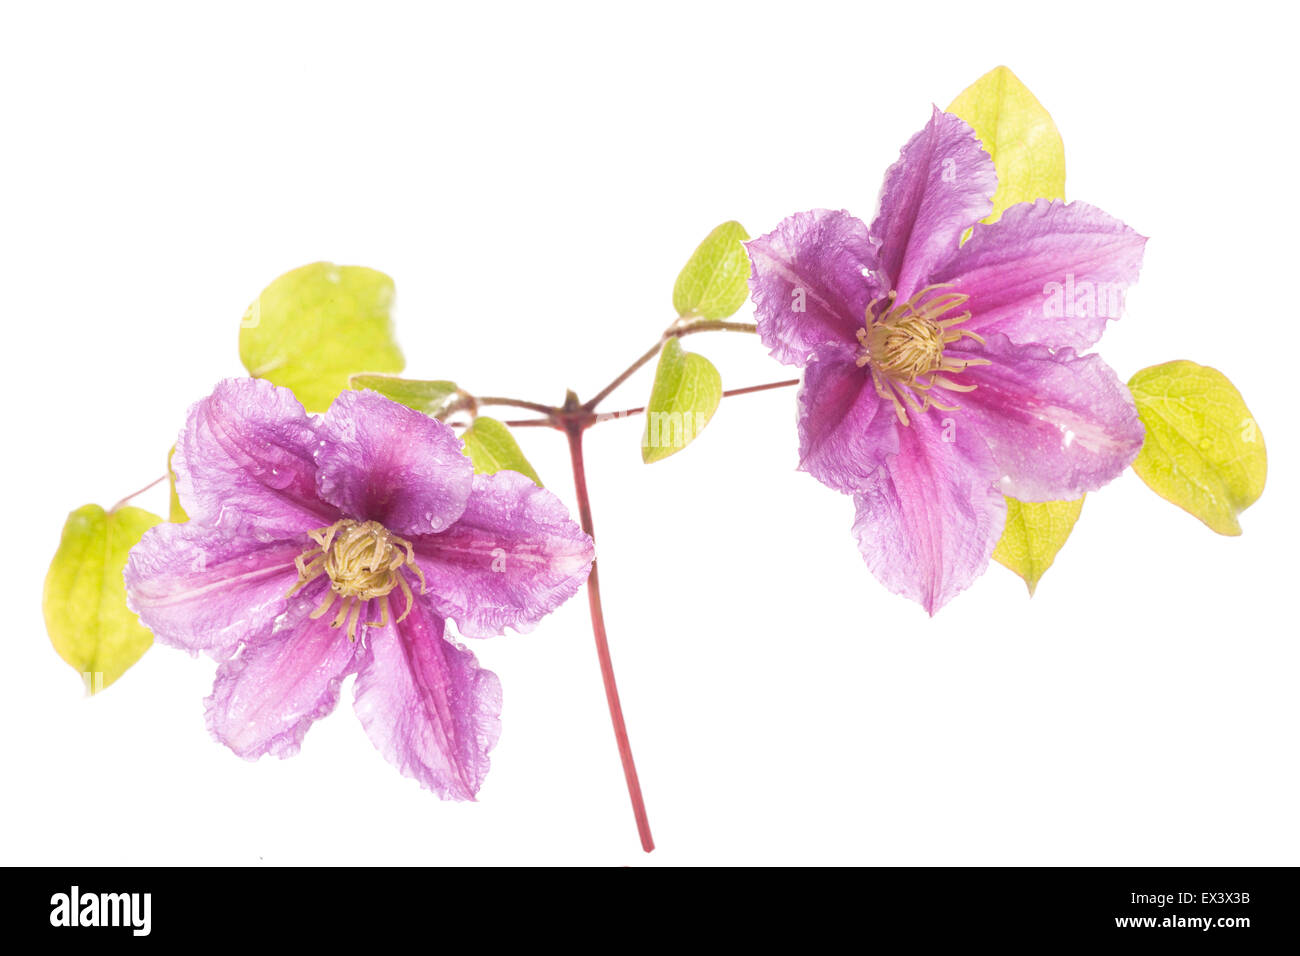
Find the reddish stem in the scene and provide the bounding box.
[597,377,801,420]
[453,328,787,854]
[476,395,558,417]
[582,319,758,412]
[563,408,655,853]
[109,474,168,514]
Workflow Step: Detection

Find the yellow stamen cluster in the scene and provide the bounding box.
[856,283,991,426]
[287,519,427,642]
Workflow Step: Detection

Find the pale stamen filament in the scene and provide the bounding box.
[309,586,338,621]
[330,595,354,630]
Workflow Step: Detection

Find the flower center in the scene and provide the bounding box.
[287,518,427,642]
[855,283,990,426]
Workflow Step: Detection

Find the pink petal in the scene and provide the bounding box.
[173,377,334,538]
[411,471,594,638]
[205,593,361,759]
[948,334,1145,501]
[315,389,474,536]
[870,108,996,300]
[852,409,1005,615]
[928,199,1147,350]
[746,209,881,367]
[126,521,305,658]
[352,593,502,800]
[797,354,900,494]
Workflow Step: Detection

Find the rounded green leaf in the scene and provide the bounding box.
[240,262,405,412]
[350,374,460,417]
[166,446,188,524]
[461,416,542,486]
[44,504,164,693]
[641,338,722,464]
[993,497,1086,595]
[948,66,1065,223]
[672,221,751,320]
[1128,361,1266,535]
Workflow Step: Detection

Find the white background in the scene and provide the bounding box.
[2,1,1295,866]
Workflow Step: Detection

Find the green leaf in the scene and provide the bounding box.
[1128,361,1266,535]
[43,504,164,693]
[951,67,1080,577]
[240,262,405,412]
[350,374,460,417]
[672,221,751,320]
[948,66,1066,223]
[461,416,542,485]
[166,446,188,524]
[993,497,1086,595]
[641,338,722,463]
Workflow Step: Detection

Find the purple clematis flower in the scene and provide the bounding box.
[747,108,1146,614]
[125,378,594,799]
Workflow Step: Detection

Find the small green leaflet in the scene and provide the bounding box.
[350,374,460,418]
[641,338,722,464]
[461,416,542,486]
[44,504,164,693]
[672,221,751,320]
[240,262,405,413]
[948,65,1066,224]
[1128,361,1266,535]
[992,497,1086,595]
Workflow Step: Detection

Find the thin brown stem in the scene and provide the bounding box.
[563,407,654,853]
[110,475,168,514]
[432,323,781,853]
[583,339,664,414]
[435,388,479,422]
[476,396,560,417]
[582,320,758,412]
[501,418,558,428]
[722,377,800,399]
[595,377,801,421]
